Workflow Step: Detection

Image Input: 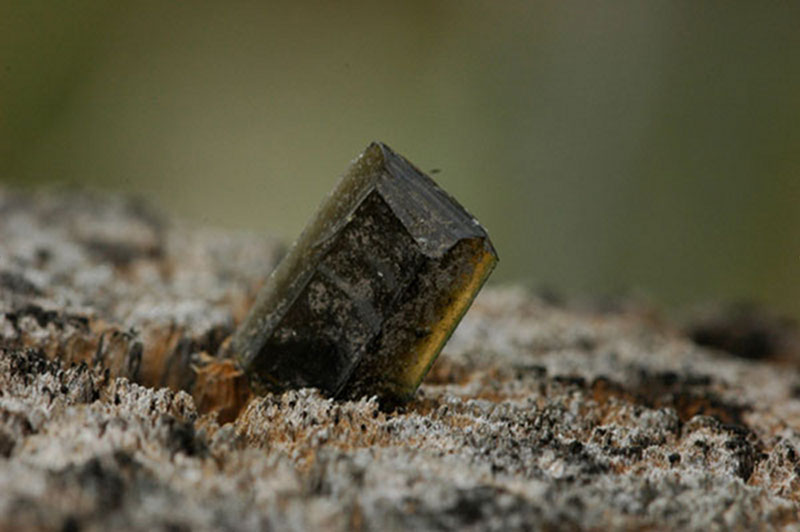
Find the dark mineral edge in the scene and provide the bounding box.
[230,142,498,402]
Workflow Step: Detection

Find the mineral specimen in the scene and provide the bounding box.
[230,142,497,402]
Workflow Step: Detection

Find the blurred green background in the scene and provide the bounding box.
[2,1,799,317]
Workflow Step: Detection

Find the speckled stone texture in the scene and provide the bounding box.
[1,186,799,531]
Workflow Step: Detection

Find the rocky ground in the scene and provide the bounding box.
[1,186,799,531]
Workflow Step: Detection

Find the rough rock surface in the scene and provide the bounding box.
[1,186,800,531]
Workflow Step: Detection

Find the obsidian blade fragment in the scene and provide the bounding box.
[230,142,497,402]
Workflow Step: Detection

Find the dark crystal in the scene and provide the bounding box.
[230,142,497,402]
